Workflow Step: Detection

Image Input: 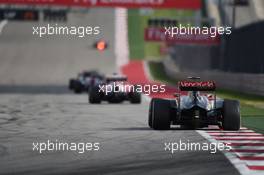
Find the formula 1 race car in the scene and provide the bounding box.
[69,70,104,93]
[93,40,108,51]
[89,74,141,104]
[148,77,240,130]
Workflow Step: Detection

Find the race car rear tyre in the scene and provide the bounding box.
[74,81,82,94]
[222,99,241,131]
[152,98,171,130]
[130,92,141,104]
[69,79,75,90]
[89,86,101,104]
[148,98,155,128]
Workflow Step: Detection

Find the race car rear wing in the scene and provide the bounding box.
[178,81,216,91]
[106,76,127,82]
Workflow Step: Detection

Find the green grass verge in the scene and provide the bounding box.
[128,9,145,60]
[148,61,264,133]
[242,117,264,133]
[148,61,175,84]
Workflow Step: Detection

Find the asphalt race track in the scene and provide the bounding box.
[0,9,240,175]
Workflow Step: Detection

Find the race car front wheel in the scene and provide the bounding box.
[222,99,241,131]
[148,98,155,128]
[151,98,171,130]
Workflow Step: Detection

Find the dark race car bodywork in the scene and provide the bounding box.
[148,78,240,130]
[69,71,104,93]
[89,75,141,104]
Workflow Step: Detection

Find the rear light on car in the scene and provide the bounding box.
[96,41,107,51]
[194,110,199,119]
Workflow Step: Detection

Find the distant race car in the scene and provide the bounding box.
[148,77,240,130]
[69,70,104,93]
[89,74,141,104]
[93,40,108,51]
